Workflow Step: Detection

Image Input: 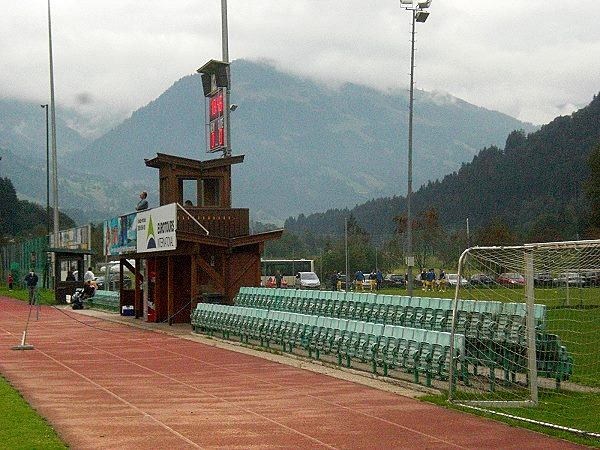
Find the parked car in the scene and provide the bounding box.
[497,272,526,286]
[93,274,132,291]
[582,271,600,286]
[534,272,553,287]
[383,274,405,288]
[295,271,321,289]
[446,273,469,287]
[469,273,495,285]
[554,272,585,286]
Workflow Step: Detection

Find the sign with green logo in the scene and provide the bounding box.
[136,203,177,253]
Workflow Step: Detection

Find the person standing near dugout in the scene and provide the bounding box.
[24,269,39,305]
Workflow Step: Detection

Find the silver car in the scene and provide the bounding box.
[446,273,469,287]
[295,271,321,289]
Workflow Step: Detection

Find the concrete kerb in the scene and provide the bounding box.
[67,306,438,399]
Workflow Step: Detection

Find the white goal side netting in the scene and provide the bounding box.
[447,240,600,439]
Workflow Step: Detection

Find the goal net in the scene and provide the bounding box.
[448,240,600,439]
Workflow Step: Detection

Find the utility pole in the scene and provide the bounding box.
[47,0,60,247]
[399,0,431,296]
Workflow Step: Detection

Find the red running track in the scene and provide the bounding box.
[0,297,585,449]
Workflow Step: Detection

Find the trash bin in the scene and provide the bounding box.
[55,287,67,304]
[202,293,223,304]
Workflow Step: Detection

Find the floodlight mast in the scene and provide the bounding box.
[221,0,232,157]
[399,0,431,297]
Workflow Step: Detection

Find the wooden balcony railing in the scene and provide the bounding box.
[176,207,249,238]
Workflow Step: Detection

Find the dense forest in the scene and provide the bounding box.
[0,177,75,243]
[269,93,600,274]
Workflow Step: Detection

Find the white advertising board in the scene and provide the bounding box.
[136,203,177,253]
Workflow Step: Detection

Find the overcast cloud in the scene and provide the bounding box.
[2,0,600,133]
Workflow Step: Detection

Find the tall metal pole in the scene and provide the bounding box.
[47,0,60,247]
[41,104,50,236]
[406,9,416,297]
[221,0,229,63]
[221,0,232,157]
[345,218,349,291]
[466,217,470,247]
[41,103,49,289]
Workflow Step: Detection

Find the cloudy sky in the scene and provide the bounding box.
[2,0,600,133]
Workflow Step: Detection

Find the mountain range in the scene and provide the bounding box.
[285,93,600,242]
[1,59,535,225]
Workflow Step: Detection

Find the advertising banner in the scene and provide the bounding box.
[50,225,91,250]
[103,212,137,256]
[136,203,177,253]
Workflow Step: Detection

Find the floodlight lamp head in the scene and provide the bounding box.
[399,0,414,6]
[415,10,430,22]
[418,0,432,8]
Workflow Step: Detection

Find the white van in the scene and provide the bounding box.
[295,271,321,289]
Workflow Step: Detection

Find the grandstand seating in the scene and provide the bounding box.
[191,302,466,387]
[212,287,572,387]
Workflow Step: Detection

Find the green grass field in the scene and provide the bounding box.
[0,376,67,449]
[422,392,600,448]
[382,284,600,441]
[0,286,58,305]
[546,307,600,386]
[1,288,66,448]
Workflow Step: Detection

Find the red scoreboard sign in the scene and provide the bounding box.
[208,88,225,152]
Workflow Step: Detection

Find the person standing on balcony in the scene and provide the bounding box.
[136,191,148,211]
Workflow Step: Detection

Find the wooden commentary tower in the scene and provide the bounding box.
[104,153,282,324]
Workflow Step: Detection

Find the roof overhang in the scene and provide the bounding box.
[145,153,244,170]
[47,247,96,256]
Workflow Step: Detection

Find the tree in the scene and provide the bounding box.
[474,217,516,246]
[584,144,600,236]
[0,177,19,237]
[0,176,75,241]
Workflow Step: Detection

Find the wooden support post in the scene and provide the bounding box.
[154,258,160,322]
[168,255,174,326]
[134,258,142,319]
[119,260,124,313]
[191,254,199,311]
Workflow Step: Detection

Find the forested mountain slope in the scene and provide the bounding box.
[285,93,600,241]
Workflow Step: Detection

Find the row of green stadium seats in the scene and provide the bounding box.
[191,303,466,387]
[462,330,573,390]
[236,287,547,325]
[235,288,543,346]
[86,291,120,312]
[536,333,573,382]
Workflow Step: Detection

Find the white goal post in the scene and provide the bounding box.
[447,239,600,438]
